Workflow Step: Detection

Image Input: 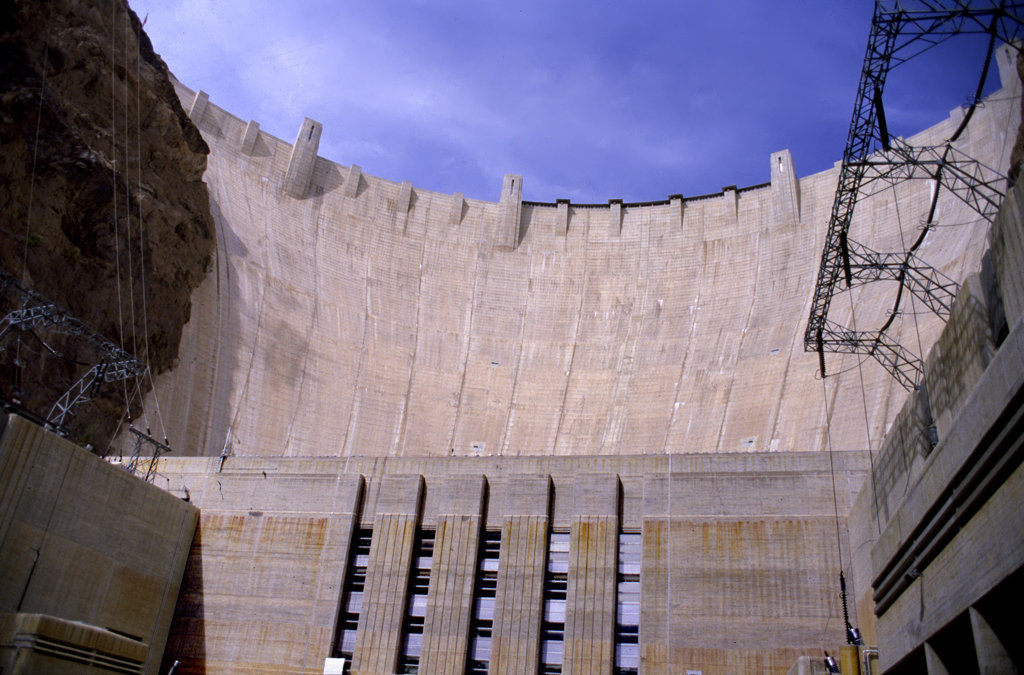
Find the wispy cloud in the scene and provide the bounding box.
[129,0,993,202]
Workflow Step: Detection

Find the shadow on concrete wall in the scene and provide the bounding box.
[161,522,205,674]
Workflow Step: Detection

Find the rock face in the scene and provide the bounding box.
[0,0,214,448]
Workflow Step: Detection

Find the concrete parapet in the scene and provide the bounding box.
[283,117,322,198]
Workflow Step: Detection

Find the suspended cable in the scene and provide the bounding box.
[134,12,165,442]
[122,6,140,409]
[818,372,847,640]
[22,22,51,288]
[18,20,53,400]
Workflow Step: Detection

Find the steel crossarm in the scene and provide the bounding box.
[818,320,923,391]
[846,241,959,318]
[805,2,901,351]
[804,1,1021,359]
[0,304,62,340]
[885,139,1007,221]
[0,271,136,365]
[879,1,1023,68]
[47,358,145,427]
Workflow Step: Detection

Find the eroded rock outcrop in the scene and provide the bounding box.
[0,0,214,447]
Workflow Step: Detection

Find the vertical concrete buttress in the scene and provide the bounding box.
[188,90,209,124]
[491,475,552,674]
[420,475,486,675]
[351,474,424,675]
[240,120,260,155]
[563,474,620,675]
[499,174,523,248]
[771,150,800,224]
[284,117,322,199]
[556,199,570,235]
[343,164,362,199]
[609,199,623,236]
[640,474,670,674]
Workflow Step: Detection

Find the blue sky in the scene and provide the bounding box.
[129,0,999,203]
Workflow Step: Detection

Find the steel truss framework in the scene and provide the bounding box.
[0,271,144,429]
[805,0,1024,390]
[124,426,172,483]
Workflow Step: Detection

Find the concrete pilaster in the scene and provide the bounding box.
[491,476,551,675]
[343,164,362,199]
[420,475,485,675]
[563,474,619,675]
[770,150,800,224]
[968,607,1014,674]
[840,645,860,675]
[351,474,423,675]
[499,174,523,248]
[556,199,570,235]
[723,185,738,220]
[283,117,322,198]
[669,193,684,231]
[639,518,668,674]
[609,199,623,236]
[188,90,209,123]
[240,120,259,155]
[450,192,465,226]
[308,475,364,667]
[924,642,951,675]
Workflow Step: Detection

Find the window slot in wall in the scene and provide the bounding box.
[466,529,501,674]
[397,528,435,674]
[614,531,641,675]
[333,527,372,674]
[539,531,569,674]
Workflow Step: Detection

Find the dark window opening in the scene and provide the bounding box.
[465,528,500,674]
[397,528,434,674]
[333,527,372,675]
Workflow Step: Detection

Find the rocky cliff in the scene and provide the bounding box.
[0,0,214,448]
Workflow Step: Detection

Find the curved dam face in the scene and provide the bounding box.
[146,66,1018,458]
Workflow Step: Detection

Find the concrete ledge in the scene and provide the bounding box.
[0,612,148,672]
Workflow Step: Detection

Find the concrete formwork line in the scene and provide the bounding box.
[552,215,590,457]
[283,196,323,457]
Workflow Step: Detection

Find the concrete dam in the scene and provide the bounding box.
[3,1,1023,673]
[147,65,1011,461]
